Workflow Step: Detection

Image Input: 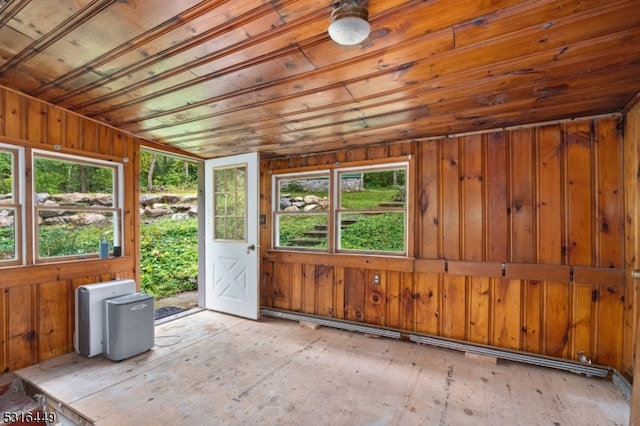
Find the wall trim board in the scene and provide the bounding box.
[414,258,446,273]
[504,263,571,283]
[447,260,503,277]
[264,250,415,272]
[265,252,619,286]
[1,258,134,289]
[572,266,626,287]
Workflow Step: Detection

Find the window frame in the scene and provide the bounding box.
[0,143,25,267]
[32,149,124,263]
[335,162,408,255]
[272,158,411,257]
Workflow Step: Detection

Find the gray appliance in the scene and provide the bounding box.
[102,292,154,361]
[75,279,136,357]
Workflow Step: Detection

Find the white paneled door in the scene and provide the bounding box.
[203,152,259,320]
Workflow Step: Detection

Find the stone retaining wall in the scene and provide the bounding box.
[0,193,199,228]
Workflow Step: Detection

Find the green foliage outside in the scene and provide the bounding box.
[32,218,198,298]
[0,226,14,259]
[362,169,405,188]
[35,157,113,194]
[0,151,11,194]
[340,213,405,252]
[140,218,198,298]
[39,223,112,257]
[340,189,399,209]
[140,151,198,191]
[278,215,327,247]
[278,188,406,252]
[139,150,200,298]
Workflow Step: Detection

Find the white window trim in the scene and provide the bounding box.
[32,149,124,262]
[272,160,409,256]
[335,161,408,256]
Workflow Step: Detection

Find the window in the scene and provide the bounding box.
[274,173,330,249]
[33,152,122,261]
[0,145,23,265]
[337,166,406,254]
[214,165,246,241]
[273,161,408,255]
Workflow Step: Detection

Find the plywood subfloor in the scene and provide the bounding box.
[17,310,629,425]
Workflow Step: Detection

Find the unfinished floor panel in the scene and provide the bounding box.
[16,311,629,425]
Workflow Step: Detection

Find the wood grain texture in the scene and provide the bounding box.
[261,115,629,373]
[0,87,144,373]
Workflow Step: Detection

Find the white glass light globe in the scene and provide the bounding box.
[328,16,370,46]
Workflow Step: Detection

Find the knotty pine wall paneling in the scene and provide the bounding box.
[0,86,144,373]
[261,116,629,374]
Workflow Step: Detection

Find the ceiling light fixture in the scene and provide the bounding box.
[328,1,370,46]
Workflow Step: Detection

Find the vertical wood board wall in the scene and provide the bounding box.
[0,82,635,386]
[262,116,630,375]
[0,87,141,373]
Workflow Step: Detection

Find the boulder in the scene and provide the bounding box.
[0,215,14,227]
[144,206,173,218]
[171,212,190,221]
[162,194,181,204]
[172,203,193,212]
[91,194,113,206]
[35,193,49,204]
[304,195,321,204]
[51,192,91,205]
[68,213,108,226]
[140,194,163,207]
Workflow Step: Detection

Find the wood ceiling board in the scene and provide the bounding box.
[117,81,357,133]
[153,123,296,147]
[65,39,317,118]
[93,30,453,131]
[347,6,638,101]
[451,0,628,48]
[134,50,627,147]
[61,31,279,112]
[130,99,289,136]
[31,1,257,101]
[301,0,525,68]
[52,1,331,109]
[88,49,316,121]
[2,0,91,41]
[0,0,636,159]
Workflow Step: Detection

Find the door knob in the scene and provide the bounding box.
[246,244,256,254]
[632,270,640,279]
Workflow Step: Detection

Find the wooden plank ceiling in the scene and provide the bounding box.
[0,0,638,159]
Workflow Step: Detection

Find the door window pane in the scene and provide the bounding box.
[213,165,246,241]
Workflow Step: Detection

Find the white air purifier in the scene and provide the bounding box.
[74,279,136,357]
